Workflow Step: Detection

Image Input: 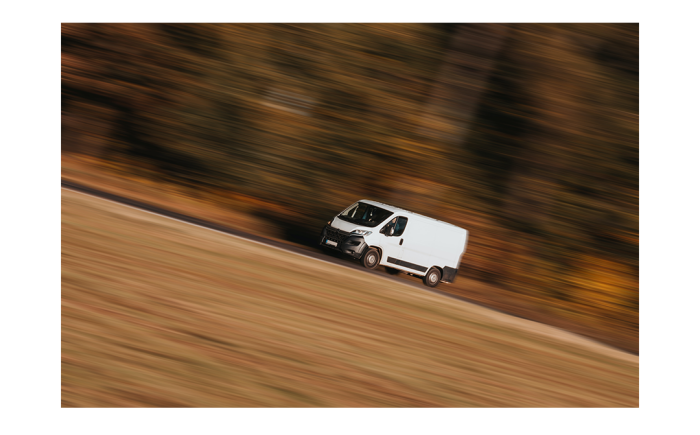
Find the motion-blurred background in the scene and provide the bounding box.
[61,23,638,353]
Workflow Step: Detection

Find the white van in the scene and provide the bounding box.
[319,200,468,287]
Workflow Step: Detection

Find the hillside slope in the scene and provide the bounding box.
[62,189,638,407]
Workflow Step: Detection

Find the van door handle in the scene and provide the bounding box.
[400,238,404,245]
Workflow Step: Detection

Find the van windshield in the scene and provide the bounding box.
[337,202,393,228]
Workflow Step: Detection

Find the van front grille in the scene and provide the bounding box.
[326,226,350,245]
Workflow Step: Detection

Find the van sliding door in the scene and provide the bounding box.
[399,219,434,273]
[384,217,428,273]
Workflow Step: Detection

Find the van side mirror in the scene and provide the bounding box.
[388,227,395,236]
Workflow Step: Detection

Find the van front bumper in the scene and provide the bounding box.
[340,236,368,259]
[319,225,367,259]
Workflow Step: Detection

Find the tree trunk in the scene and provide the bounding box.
[418,24,510,147]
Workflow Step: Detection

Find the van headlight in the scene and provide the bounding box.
[351,229,372,236]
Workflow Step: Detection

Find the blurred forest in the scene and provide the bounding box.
[61,24,638,350]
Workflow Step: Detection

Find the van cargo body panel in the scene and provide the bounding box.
[398,217,437,269]
[429,224,467,269]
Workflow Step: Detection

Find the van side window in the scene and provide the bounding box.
[394,217,408,236]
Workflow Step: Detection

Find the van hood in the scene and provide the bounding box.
[331,217,364,233]
[330,217,374,233]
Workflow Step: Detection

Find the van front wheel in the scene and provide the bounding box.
[362,247,380,269]
[423,267,441,287]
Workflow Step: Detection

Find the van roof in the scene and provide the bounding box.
[358,199,465,231]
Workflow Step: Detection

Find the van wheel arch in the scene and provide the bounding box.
[368,246,382,262]
[423,267,442,287]
[422,266,443,276]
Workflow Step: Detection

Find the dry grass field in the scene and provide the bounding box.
[61,188,638,407]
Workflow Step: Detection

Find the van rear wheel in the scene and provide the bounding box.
[362,247,380,269]
[423,267,441,287]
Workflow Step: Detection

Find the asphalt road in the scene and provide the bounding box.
[61,179,635,355]
[60,179,455,295]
